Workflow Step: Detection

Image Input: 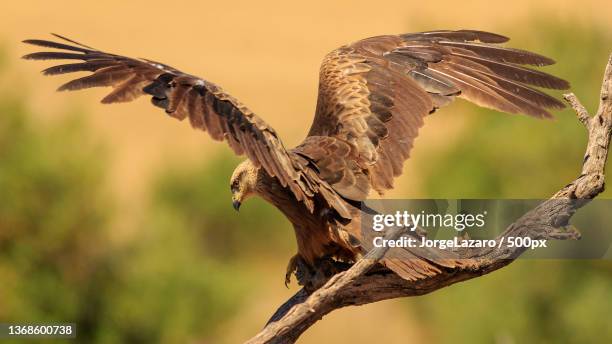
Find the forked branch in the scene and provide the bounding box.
[245,52,612,344]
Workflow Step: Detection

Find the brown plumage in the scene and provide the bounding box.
[23,30,569,283]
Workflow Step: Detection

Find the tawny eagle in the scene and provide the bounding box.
[23,30,569,284]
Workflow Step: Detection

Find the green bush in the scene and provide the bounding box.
[0,95,115,342]
[150,154,292,260]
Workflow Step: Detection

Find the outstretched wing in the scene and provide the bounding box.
[303,30,570,200]
[23,34,318,210]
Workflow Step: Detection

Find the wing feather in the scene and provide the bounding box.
[436,40,555,66]
[306,30,569,198]
[23,35,321,212]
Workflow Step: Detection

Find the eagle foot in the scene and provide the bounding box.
[284,254,321,289]
[287,255,352,291]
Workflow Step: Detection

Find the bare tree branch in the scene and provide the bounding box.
[245,52,612,344]
[564,93,591,128]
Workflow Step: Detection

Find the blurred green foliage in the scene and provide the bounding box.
[408,21,612,344]
[95,210,247,343]
[409,261,612,344]
[151,155,291,260]
[0,94,115,342]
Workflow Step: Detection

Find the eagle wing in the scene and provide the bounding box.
[303,30,570,200]
[23,34,321,211]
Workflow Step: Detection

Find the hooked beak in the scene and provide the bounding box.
[232,199,241,212]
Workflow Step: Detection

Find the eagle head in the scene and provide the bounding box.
[229,159,259,211]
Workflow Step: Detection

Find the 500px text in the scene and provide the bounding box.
[373,236,548,250]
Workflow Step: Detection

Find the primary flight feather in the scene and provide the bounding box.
[23,30,569,284]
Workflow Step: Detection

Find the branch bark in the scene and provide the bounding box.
[245,52,612,344]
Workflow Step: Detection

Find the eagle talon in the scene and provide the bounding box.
[290,255,351,291]
[285,254,314,287]
[284,254,330,290]
[284,254,301,287]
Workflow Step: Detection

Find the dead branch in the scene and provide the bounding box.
[245,52,612,344]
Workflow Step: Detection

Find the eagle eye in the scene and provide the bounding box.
[230,179,240,192]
